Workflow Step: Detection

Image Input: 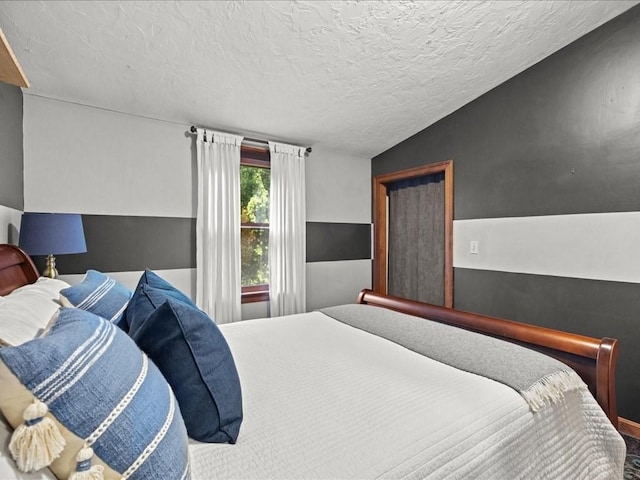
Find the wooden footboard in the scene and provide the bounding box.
[357,289,619,428]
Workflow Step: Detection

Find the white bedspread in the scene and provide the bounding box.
[189,311,625,479]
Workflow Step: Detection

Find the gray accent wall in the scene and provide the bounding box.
[32,215,196,274]
[34,216,370,274]
[306,222,371,262]
[454,268,640,422]
[0,83,24,211]
[372,5,640,422]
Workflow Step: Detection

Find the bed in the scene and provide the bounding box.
[0,243,626,479]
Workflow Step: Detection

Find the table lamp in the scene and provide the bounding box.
[18,213,87,278]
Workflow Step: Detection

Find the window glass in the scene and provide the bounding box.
[240,161,270,290]
[240,226,268,286]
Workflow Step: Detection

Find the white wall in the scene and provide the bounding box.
[306,259,371,311]
[305,145,372,310]
[306,146,371,224]
[22,95,371,317]
[23,95,194,217]
[0,206,22,244]
[454,212,640,284]
[22,94,196,296]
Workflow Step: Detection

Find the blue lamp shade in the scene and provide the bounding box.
[19,213,87,256]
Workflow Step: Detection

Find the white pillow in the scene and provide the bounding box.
[0,278,70,346]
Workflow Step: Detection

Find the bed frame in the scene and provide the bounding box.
[358,289,619,428]
[0,244,39,296]
[0,244,619,428]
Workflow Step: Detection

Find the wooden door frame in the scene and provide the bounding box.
[373,160,454,308]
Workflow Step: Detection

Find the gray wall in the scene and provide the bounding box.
[373,6,640,422]
[0,82,24,243]
[22,95,372,317]
[0,83,23,211]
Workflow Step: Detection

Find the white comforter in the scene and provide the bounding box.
[189,311,625,479]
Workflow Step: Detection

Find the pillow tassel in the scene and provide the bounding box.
[9,400,66,472]
[68,446,104,480]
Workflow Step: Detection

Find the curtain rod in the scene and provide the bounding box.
[190,126,312,154]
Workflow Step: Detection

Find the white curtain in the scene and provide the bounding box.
[195,129,243,323]
[268,141,307,316]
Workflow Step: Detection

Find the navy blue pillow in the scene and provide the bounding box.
[123,269,196,333]
[129,298,243,443]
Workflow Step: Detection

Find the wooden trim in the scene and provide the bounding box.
[372,178,388,294]
[241,145,270,166]
[241,222,269,228]
[443,161,454,308]
[242,284,269,304]
[357,288,620,428]
[0,28,29,88]
[372,160,453,307]
[241,146,270,297]
[619,417,640,439]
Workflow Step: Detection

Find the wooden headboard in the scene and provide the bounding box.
[357,289,619,428]
[0,244,39,296]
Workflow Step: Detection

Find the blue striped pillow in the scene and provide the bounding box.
[0,308,190,479]
[60,270,132,328]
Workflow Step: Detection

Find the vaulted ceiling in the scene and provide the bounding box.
[1,1,637,158]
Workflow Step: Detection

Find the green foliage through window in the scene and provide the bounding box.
[241,165,270,287]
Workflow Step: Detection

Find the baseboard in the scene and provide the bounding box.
[619,417,640,439]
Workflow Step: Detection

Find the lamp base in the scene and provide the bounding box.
[42,254,59,279]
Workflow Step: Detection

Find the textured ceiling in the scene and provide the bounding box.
[1,1,637,158]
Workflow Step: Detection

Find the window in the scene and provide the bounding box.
[240,146,270,303]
